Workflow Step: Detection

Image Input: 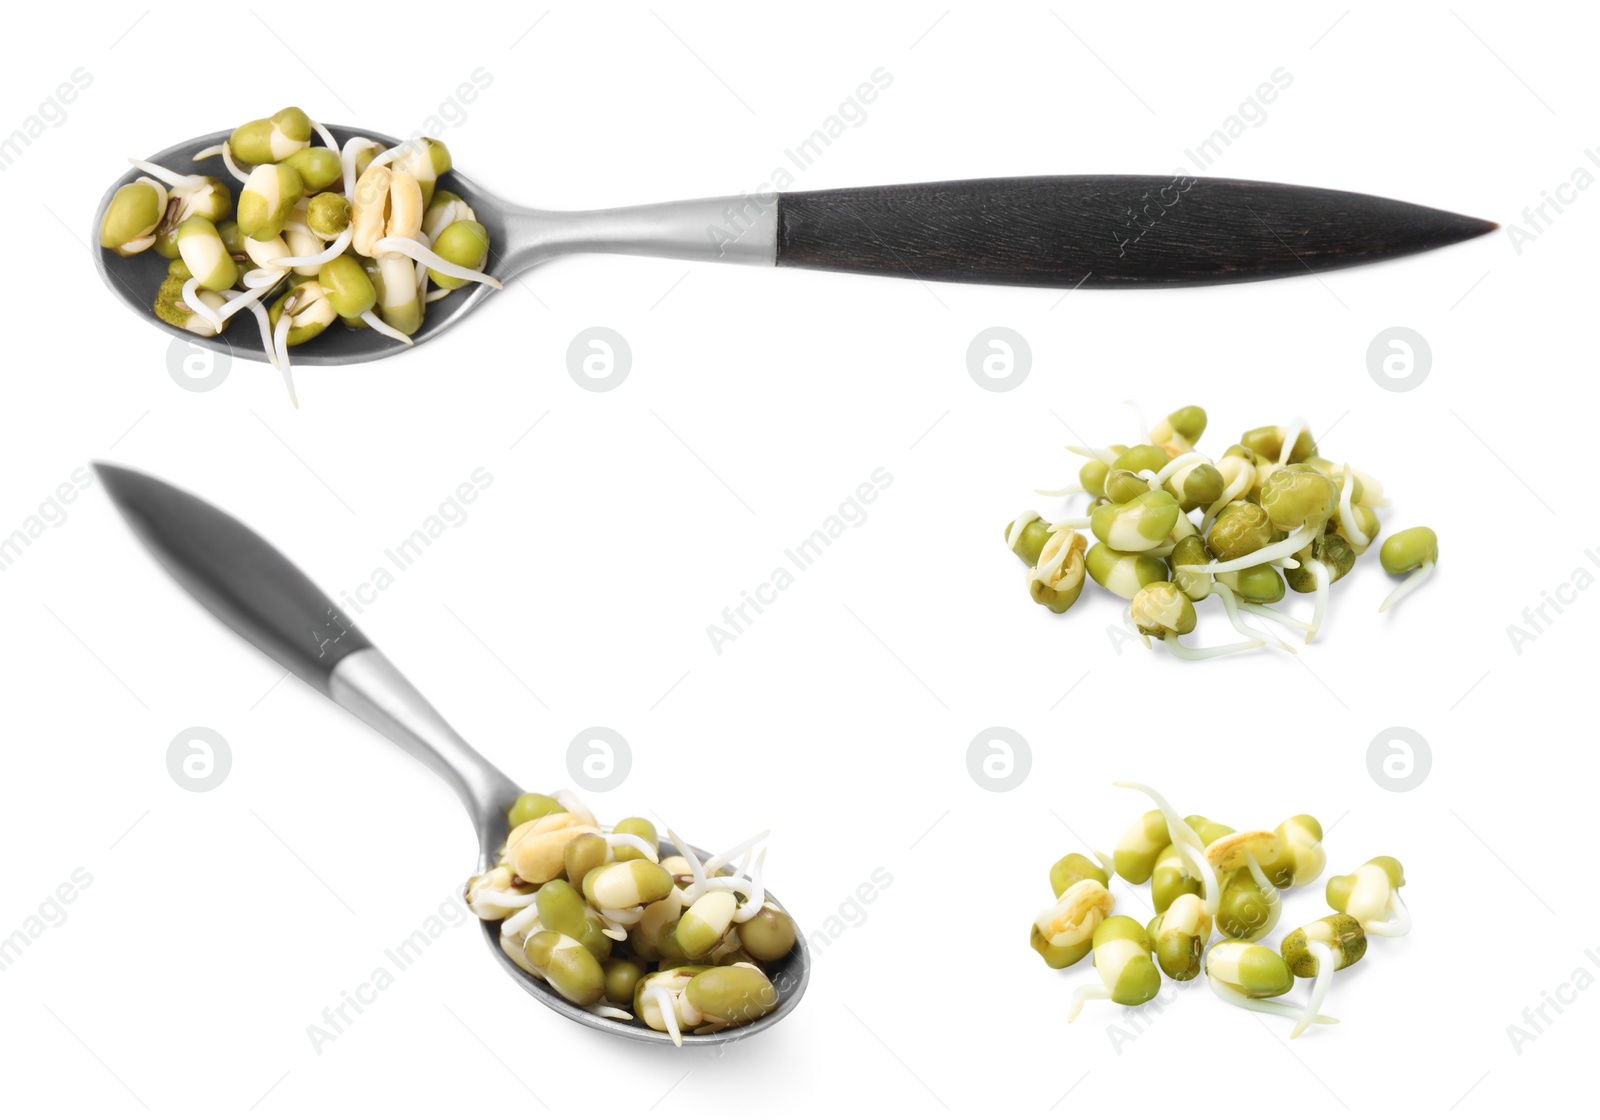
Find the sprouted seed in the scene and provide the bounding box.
[1005,405,1438,655]
[1066,916,1161,1021]
[1378,527,1438,613]
[1326,856,1411,937]
[1034,782,1409,1039]
[1280,914,1367,1039]
[466,789,791,1045]
[103,106,503,406]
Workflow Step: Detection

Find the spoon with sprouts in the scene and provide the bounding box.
[95,106,1498,389]
[93,461,809,1046]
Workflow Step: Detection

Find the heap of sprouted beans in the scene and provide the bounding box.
[99,106,501,405]
[465,789,795,1044]
[1004,404,1439,659]
[1033,781,1411,1039]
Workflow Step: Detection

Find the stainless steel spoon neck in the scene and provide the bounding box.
[497,193,778,276]
[328,648,518,853]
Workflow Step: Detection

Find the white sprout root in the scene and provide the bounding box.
[1290,940,1339,1040]
[271,226,354,272]
[193,141,252,184]
[183,278,224,332]
[552,789,598,826]
[1124,400,1149,444]
[339,135,376,204]
[1181,523,1317,575]
[1278,420,1307,467]
[272,312,299,408]
[308,118,340,152]
[1163,633,1265,662]
[241,267,287,290]
[218,281,282,322]
[703,831,771,876]
[1034,482,1085,497]
[1148,451,1207,486]
[1364,890,1412,938]
[371,236,503,288]
[1006,511,1038,552]
[601,831,661,863]
[666,828,706,890]
[1215,584,1296,654]
[220,141,250,184]
[1204,468,1254,528]
[1338,465,1370,552]
[1064,444,1120,462]
[500,903,542,939]
[126,157,207,193]
[1066,983,1110,1024]
[1304,558,1330,643]
[1243,851,1282,941]
[472,889,537,910]
[1238,601,1313,634]
[1378,560,1434,614]
[652,987,683,1047]
[733,851,768,921]
[358,310,416,344]
[364,140,409,172]
[1209,974,1337,1026]
[240,300,279,374]
[1112,782,1219,914]
[592,1005,634,1021]
[1048,516,1093,532]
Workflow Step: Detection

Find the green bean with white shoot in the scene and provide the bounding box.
[465,789,791,1045]
[1031,781,1409,1039]
[102,106,502,406]
[1004,405,1439,655]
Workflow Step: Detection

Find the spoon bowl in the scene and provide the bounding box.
[478,836,810,1046]
[94,126,501,365]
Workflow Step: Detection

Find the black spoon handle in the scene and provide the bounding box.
[94,463,370,694]
[774,175,1496,288]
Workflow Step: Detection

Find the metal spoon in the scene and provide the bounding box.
[93,462,809,1046]
[94,125,1497,366]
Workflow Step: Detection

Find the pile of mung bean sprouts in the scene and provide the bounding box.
[1032,782,1410,1038]
[99,106,501,405]
[1004,405,1439,658]
[465,789,793,1044]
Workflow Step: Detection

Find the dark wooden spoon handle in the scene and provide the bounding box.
[774,175,1495,288]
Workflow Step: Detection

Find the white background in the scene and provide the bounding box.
[1,2,1595,1115]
